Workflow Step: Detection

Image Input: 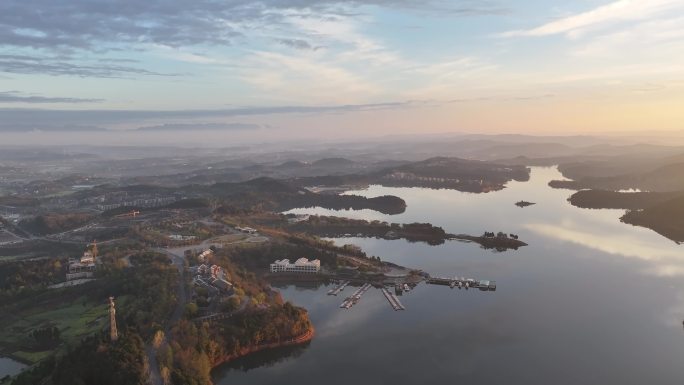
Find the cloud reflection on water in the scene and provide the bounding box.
[525,221,684,276]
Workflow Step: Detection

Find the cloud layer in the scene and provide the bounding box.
[0,90,103,103]
[0,101,418,131]
[503,0,684,37]
[1,0,499,51]
[1,1,683,139]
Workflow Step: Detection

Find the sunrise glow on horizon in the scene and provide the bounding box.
[1,0,683,143]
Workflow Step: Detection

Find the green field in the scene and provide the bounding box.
[0,294,117,364]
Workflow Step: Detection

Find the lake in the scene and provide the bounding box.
[214,166,684,385]
[0,357,26,379]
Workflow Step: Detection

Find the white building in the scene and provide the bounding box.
[80,251,95,264]
[270,258,321,274]
[67,245,97,281]
[198,249,213,262]
[168,234,197,241]
[236,226,258,235]
[198,264,210,275]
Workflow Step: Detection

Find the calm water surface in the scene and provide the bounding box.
[215,167,684,385]
[0,357,26,378]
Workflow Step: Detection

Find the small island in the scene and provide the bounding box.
[451,231,528,251]
[515,200,536,208]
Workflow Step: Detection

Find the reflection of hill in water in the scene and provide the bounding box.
[212,342,311,375]
[622,194,684,243]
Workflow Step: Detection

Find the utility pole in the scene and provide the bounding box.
[109,296,118,342]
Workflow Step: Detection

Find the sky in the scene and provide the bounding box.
[1,0,683,145]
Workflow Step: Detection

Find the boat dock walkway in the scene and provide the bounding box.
[327,280,350,296]
[381,287,405,311]
[426,276,496,291]
[340,283,372,309]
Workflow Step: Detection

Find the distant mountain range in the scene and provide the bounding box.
[551,161,684,192]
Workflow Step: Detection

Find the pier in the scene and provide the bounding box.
[327,280,350,296]
[426,276,496,291]
[340,283,372,309]
[381,287,405,311]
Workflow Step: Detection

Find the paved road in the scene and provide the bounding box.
[158,248,188,326]
[145,248,187,385]
[192,295,249,323]
[144,344,162,385]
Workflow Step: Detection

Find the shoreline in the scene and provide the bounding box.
[210,326,315,370]
[0,353,31,367]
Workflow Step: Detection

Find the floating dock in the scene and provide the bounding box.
[381,287,405,311]
[395,284,403,296]
[327,280,350,296]
[426,276,496,291]
[340,283,372,309]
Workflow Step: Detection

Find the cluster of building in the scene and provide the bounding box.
[97,196,177,211]
[67,243,98,280]
[269,258,321,274]
[168,234,197,241]
[382,171,462,184]
[194,262,233,292]
[84,191,181,211]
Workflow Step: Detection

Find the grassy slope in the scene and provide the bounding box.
[0,293,109,364]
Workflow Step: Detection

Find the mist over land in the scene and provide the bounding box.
[3,132,684,241]
[4,132,684,385]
